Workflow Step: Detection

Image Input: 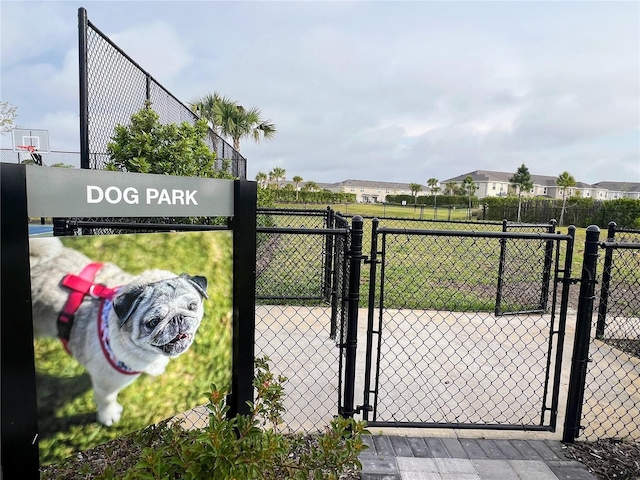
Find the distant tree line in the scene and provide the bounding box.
[484,197,640,229]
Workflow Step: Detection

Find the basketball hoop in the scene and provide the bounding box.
[16,145,36,153]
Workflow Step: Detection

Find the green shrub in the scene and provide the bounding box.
[95,357,368,480]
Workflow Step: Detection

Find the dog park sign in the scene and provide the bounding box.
[0,163,257,480]
[25,165,234,217]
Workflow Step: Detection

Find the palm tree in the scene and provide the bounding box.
[190,93,276,152]
[270,167,286,188]
[510,164,534,222]
[444,182,457,196]
[255,172,268,188]
[303,181,318,192]
[292,175,303,200]
[427,178,439,208]
[461,176,477,218]
[189,92,232,136]
[409,183,422,205]
[557,171,576,226]
[218,103,276,152]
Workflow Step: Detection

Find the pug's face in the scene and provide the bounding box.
[113,274,208,357]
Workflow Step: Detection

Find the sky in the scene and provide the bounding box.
[1,1,639,186]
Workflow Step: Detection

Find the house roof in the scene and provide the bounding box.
[441,170,603,188]
[592,181,640,193]
[326,179,429,190]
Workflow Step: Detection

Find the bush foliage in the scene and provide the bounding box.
[92,358,368,480]
[483,197,640,228]
[106,101,233,179]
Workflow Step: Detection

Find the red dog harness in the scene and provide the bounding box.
[58,263,140,375]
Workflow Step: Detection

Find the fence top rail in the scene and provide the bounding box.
[506,223,556,229]
[600,241,640,249]
[377,226,574,241]
[257,208,329,216]
[614,227,640,234]
[338,214,507,226]
[257,226,348,235]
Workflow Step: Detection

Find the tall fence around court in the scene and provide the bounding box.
[564,223,640,442]
[78,8,246,178]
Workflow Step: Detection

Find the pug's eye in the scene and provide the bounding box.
[148,317,161,328]
[188,301,198,311]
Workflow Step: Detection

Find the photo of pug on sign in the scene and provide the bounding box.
[30,237,208,426]
[30,231,232,465]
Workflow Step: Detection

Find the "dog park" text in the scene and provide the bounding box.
[86,186,198,205]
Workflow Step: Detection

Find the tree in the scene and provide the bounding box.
[409,183,422,205]
[0,101,17,133]
[427,178,440,208]
[557,171,577,226]
[190,92,276,152]
[292,175,303,200]
[106,102,231,179]
[509,164,534,222]
[444,182,457,196]
[256,172,268,188]
[302,181,318,192]
[461,176,477,217]
[269,167,286,188]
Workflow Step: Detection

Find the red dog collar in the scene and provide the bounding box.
[57,262,140,375]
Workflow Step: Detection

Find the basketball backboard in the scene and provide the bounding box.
[12,128,50,154]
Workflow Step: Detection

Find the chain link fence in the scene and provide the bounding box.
[254,208,352,431]
[361,227,574,429]
[80,10,246,178]
[577,223,640,441]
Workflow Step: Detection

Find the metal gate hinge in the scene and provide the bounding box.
[356,404,373,413]
[364,258,381,265]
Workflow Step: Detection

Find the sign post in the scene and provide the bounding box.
[0,164,256,479]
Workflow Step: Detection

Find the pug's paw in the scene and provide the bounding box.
[98,402,124,426]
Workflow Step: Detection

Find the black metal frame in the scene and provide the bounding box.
[495,219,557,316]
[359,224,575,430]
[563,223,640,442]
[1,164,40,480]
[0,163,256,478]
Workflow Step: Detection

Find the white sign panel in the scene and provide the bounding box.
[25,166,234,217]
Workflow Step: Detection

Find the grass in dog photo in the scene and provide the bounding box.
[31,231,232,465]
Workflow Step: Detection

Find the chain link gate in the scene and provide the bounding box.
[253,208,356,431]
[358,221,575,430]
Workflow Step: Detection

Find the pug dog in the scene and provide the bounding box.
[29,237,208,426]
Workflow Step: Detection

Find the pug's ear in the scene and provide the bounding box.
[113,285,147,327]
[181,274,208,299]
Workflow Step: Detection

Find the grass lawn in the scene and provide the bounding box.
[35,231,232,465]
[262,204,597,310]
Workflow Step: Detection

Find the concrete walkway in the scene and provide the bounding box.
[360,435,597,480]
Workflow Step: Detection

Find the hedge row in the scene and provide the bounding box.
[265,188,356,204]
[483,197,640,228]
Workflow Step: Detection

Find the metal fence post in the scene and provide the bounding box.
[539,219,557,311]
[596,222,616,339]
[361,218,379,421]
[227,180,257,419]
[563,225,600,443]
[323,207,335,303]
[494,219,508,315]
[78,7,90,169]
[1,164,40,479]
[341,215,364,418]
